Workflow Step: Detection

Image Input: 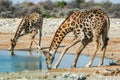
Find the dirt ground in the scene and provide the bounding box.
[0,32,120,60]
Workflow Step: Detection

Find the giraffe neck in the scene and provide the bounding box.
[13,17,25,44]
[49,22,73,56]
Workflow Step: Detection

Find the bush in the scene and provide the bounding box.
[43,11,51,18]
[13,4,29,17]
[42,0,56,10]
[112,11,120,18]
[57,1,67,8]
[0,0,14,18]
[28,5,42,14]
[0,0,120,18]
[13,2,37,17]
[0,0,12,9]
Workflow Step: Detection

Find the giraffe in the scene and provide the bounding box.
[8,12,43,55]
[43,9,110,70]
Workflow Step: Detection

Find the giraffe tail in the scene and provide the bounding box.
[101,14,110,51]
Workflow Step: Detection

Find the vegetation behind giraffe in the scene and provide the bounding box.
[0,0,120,18]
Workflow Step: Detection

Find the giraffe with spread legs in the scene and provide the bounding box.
[43,9,110,70]
[8,12,43,55]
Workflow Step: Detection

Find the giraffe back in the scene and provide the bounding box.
[23,12,43,33]
[69,9,109,41]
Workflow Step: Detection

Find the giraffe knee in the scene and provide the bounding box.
[106,37,109,43]
[101,37,109,51]
[39,33,42,36]
[105,37,109,46]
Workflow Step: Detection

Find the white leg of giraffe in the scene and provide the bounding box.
[98,32,109,66]
[37,28,42,49]
[86,39,101,67]
[72,40,89,68]
[29,30,38,49]
[98,46,106,66]
[53,39,81,68]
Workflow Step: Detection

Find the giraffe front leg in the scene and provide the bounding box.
[53,46,68,69]
[29,40,33,49]
[53,39,80,69]
[37,28,42,50]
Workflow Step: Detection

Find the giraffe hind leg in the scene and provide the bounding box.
[72,40,89,68]
[86,39,101,67]
[98,33,109,66]
[101,37,109,51]
[29,31,38,49]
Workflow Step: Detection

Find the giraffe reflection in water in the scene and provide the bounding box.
[28,51,43,70]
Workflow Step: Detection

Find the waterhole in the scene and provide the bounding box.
[0,50,114,72]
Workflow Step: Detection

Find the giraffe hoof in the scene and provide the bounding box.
[71,65,76,68]
[98,64,102,67]
[72,67,76,68]
[53,66,57,69]
[9,51,15,56]
[8,47,12,51]
[37,46,41,50]
[86,64,91,68]
[27,47,32,51]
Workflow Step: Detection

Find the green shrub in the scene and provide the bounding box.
[43,11,51,18]
[57,0,67,8]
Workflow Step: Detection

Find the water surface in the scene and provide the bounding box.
[0,50,113,72]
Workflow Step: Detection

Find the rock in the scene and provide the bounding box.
[0,77,4,80]
[62,72,70,78]
[115,60,120,65]
[80,73,87,80]
[57,72,87,80]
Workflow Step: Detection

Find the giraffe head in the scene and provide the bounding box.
[43,50,54,70]
[8,39,16,55]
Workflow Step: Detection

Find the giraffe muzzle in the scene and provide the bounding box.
[10,51,15,55]
[8,47,15,55]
